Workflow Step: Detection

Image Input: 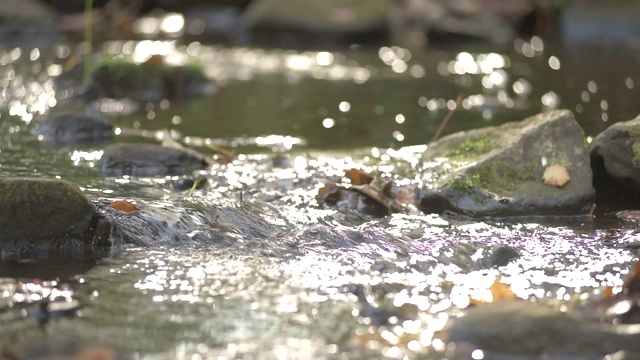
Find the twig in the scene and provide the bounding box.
[430,93,464,144]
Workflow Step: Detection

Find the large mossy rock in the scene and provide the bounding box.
[0,178,104,251]
[99,143,206,177]
[420,110,594,216]
[240,0,389,35]
[448,301,640,357]
[36,112,113,146]
[588,115,640,202]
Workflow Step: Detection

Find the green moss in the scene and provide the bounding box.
[472,162,535,193]
[448,161,535,194]
[445,136,497,161]
[632,141,640,165]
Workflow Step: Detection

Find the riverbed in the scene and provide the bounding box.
[1,36,640,359]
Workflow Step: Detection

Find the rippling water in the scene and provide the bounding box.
[1,37,640,359]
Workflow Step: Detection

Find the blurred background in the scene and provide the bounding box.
[2,0,640,150]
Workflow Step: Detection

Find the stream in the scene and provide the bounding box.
[1,36,640,359]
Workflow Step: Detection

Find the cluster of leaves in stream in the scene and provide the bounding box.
[316,168,421,216]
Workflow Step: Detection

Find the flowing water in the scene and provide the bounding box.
[1,37,640,359]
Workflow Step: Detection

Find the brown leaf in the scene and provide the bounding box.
[73,346,117,360]
[109,199,138,213]
[469,277,515,306]
[345,168,374,186]
[316,183,343,204]
[543,165,570,187]
[143,54,165,67]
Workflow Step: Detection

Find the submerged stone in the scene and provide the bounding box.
[420,110,594,217]
[0,178,105,252]
[448,301,640,357]
[75,58,214,102]
[589,114,640,203]
[36,112,113,146]
[99,143,206,177]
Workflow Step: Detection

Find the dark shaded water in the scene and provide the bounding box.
[1,37,640,359]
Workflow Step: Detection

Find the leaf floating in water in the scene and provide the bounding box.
[345,168,374,185]
[109,199,138,213]
[74,346,118,360]
[469,277,515,306]
[543,164,570,187]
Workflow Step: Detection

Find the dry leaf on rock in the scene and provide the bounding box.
[543,165,570,187]
[109,199,138,213]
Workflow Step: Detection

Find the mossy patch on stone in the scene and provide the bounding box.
[444,136,498,161]
[470,162,535,193]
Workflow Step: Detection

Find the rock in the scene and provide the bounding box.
[589,115,640,203]
[478,244,520,268]
[448,301,640,357]
[36,112,113,146]
[72,58,214,102]
[420,110,595,217]
[0,178,106,252]
[0,0,61,47]
[239,0,389,45]
[617,210,640,222]
[98,143,206,177]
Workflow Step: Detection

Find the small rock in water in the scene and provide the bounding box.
[616,210,640,222]
[448,301,640,357]
[0,178,106,252]
[36,112,113,146]
[172,176,209,192]
[477,244,520,268]
[99,143,206,177]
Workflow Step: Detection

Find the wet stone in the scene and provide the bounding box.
[421,110,595,217]
[448,301,640,357]
[99,143,206,177]
[0,178,104,252]
[589,114,640,202]
[171,175,209,192]
[484,244,520,268]
[36,112,113,146]
[240,0,390,45]
[83,59,214,102]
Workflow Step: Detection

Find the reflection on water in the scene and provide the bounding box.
[0,37,640,358]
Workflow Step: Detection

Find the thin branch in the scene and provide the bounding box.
[430,93,464,144]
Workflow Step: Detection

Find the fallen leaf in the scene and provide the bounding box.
[316,183,343,204]
[543,165,570,187]
[143,54,165,67]
[345,168,374,185]
[74,346,117,360]
[109,199,138,213]
[469,277,515,306]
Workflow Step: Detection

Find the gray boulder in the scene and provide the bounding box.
[589,115,640,200]
[99,143,205,177]
[36,112,113,146]
[0,178,106,251]
[420,110,595,217]
[240,0,389,37]
[448,301,640,357]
